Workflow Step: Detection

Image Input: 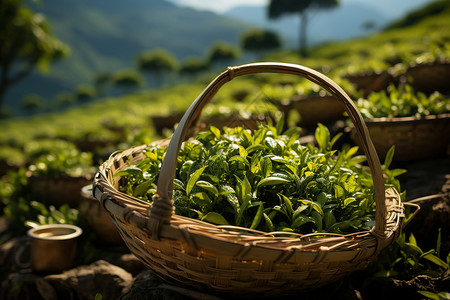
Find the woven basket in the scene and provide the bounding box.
[275,95,346,128]
[351,113,450,162]
[93,63,405,296]
[406,62,450,94]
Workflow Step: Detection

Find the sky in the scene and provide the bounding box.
[168,0,267,13]
[168,0,435,17]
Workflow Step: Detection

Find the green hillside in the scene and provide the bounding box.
[5,0,250,109]
[1,0,449,165]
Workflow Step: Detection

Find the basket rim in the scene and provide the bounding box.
[364,112,450,124]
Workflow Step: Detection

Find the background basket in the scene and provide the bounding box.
[275,95,346,128]
[93,63,405,296]
[351,113,450,161]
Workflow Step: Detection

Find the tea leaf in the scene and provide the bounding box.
[324,209,336,230]
[417,291,440,300]
[250,203,264,229]
[202,212,228,225]
[421,250,449,269]
[186,166,207,196]
[196,180,219,197]
[173,178,185,190]
[257,176,291,188]
[291,214,314,229]
[279,194,294,216]
[210,126,221,139]
[192,192,212,208]
[238,145,248,158]
[115,166,143,178]
[311,210,323,232]
[384,145,395,169]
[315,123,330,152]
[292,205,308,220]
[263,213,274,232]
[275,113,284,136]
[236,175,252,206]
[134,179,155,197]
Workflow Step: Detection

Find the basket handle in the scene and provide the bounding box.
[150,62,387,238]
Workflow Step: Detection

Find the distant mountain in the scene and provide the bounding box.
[5,0,250,111]
[225,2,389,47]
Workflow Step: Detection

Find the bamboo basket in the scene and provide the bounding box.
[351,114,450,161]
[275,94,346,128]
[93,63,405,296]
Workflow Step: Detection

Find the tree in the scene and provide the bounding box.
[268,0,339,57]
[21,94,45,114]
[207,42,240,68]
[93,72,113,96]
[240,29,281,59]
[112,69,144,94]
[136,48,178,87]
[179,56,209,77]
[75,84,97,103]
[0,0,70,112]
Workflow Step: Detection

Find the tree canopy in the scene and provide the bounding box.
[0,0,69,113]
[268,0,339,56]
[240,29,281,57]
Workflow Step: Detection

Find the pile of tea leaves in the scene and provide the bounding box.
[117,120,404,234]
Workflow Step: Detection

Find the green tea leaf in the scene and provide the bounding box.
[324,209,336,230]
[238,145,248,158]
[263,213,274,232]
[250,203,264,229]
[311,210,323,232]
[236,175,252,206]
[334,184,345,200]
[421,251,449,269]
[316,192,327,208]
[196,181,219,197]
[253,127,267,145]
[202,212,228,225]
[133,179,155,197]
[291,214,313,229]
[30,201,49,216]
[437,228,442,257]
[210,126,221,139]
[173,178,185,190]
[260,157,272,178]
[279,194,294,216]
[186,166,207,196]
[384,145,395,169]
[344,197,356,207]
[192,192,212,208]
[275,113,284,136]
[118,166,144,177]
[257,176,291,188]
[292,205,308,220]
[330,132,343,148]
[315,123,330,152]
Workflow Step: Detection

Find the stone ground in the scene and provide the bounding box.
[0,155,449,300]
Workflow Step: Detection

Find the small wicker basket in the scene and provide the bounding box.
[351,113,450,161]
[93,63,405,296]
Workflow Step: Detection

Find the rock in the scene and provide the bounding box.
[118,270,225,300]
[99,251,146,277]
[0,271,44,300]
[44,260,133,300]
[359,274,446,300]
[404,193,450,255]
[0,236,31,283]
[118,270,188,300]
